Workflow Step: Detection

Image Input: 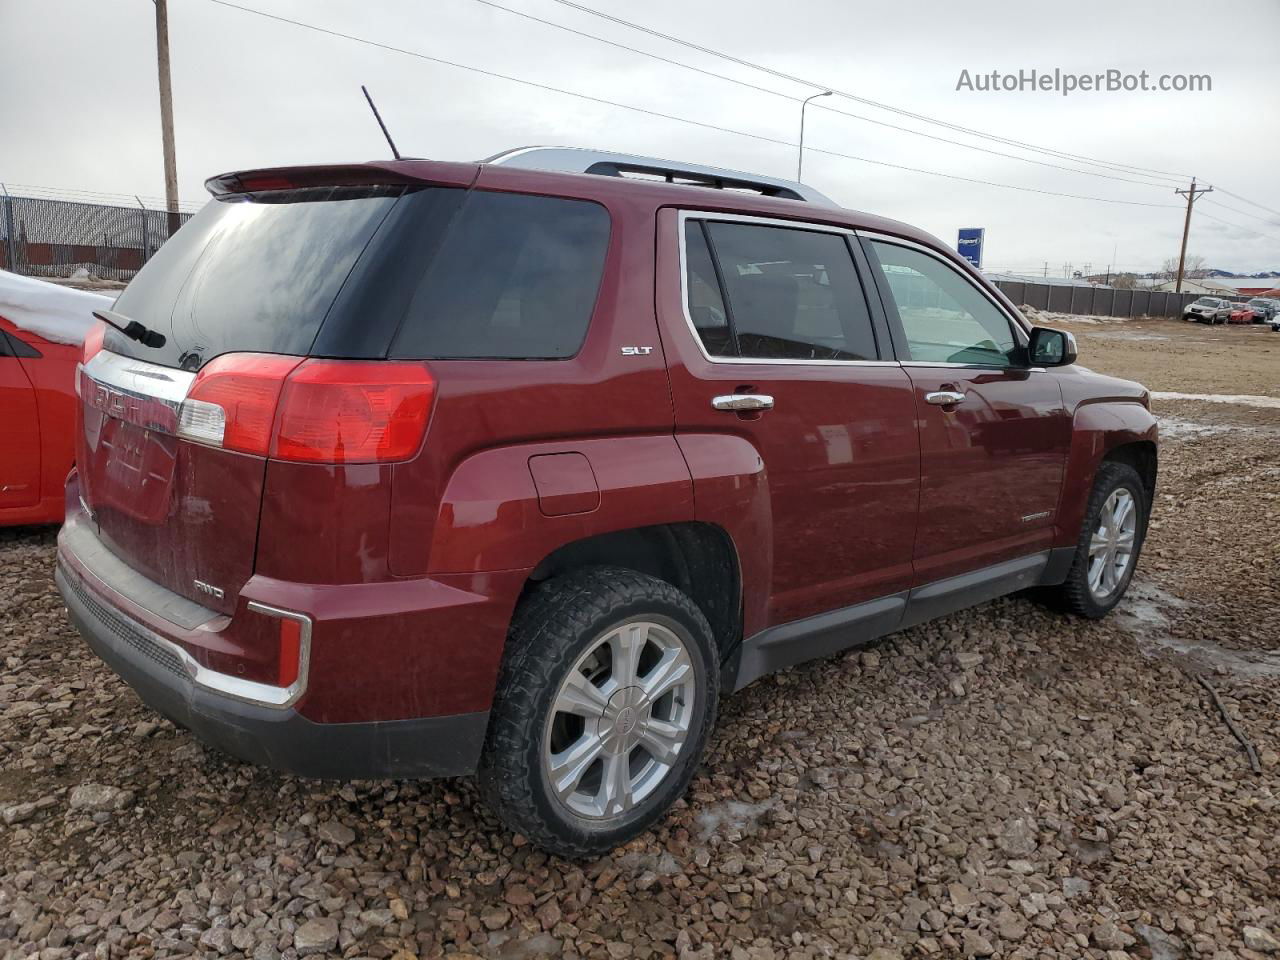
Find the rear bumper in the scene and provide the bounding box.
[57,559,489,779]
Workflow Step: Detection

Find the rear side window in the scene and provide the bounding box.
[684,219,878,362]
[388,192,610,359]
[683,222,734,357]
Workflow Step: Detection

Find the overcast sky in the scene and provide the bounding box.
[3,0,1278,274]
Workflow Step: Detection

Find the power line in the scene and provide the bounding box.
[1203,198,1280,227]
[1192,209,1280,245]
[202,1,799,152]
[468,0,1175,192]
[1209,187,1280,221]
[199,0,1180,209]
[542,0,1193,184]
[799,144,1178,207]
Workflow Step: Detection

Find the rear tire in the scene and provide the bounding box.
[1052,461,1147,618]
[478,567,719,858]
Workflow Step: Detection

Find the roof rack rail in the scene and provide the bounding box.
[484,146,834,205]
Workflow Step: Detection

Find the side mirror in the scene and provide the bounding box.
[1028,326,1077,367]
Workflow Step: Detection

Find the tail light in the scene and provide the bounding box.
[81,322,106,364]
[177,354,435,464]
[179,354,302,455]
[76,322,108,397]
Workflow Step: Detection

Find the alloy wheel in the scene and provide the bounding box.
[542,620,696,820]
[1088,488,1137,600]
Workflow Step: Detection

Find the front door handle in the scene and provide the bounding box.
[925,390,966,406]
[712,394,774,412]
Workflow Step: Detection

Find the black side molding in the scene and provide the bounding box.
[725,593,907,692]
[899,552,1049,630]
[725,547,1077,692]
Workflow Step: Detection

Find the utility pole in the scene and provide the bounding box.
[1174,178,1212,293]
[155,0,180,238]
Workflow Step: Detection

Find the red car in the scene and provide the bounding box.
[1,272,110,525]
[1228,303,1255,324]
[56,149,1157,856]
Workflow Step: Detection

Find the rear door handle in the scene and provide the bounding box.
[712,394,774,412]
[925,390,966,406]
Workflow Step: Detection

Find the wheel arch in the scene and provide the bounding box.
[523,521,742,667]
[1056,400,1158,548]
[1101,439,1158,512]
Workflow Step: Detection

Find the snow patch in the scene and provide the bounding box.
[1156,417,1233,440]
[0,269,114,345]
[1117,581,1280,678]
[695,799,773,840]
[1151,391,1280,410]
[1086,331,1169,342]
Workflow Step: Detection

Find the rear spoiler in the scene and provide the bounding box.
[204,161,479,198]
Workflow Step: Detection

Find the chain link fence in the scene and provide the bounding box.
[0,192,197,282]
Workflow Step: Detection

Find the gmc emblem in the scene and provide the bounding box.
[83,377,179,435]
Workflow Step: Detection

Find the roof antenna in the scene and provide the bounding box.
[361,85,401,160]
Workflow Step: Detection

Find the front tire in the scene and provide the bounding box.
[1053,461,1148,618]
[478,567,719,858]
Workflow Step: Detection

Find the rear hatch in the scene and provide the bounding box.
[75,162,615,617]
[76,175,436,614]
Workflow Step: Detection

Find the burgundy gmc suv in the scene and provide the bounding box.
[57,147,1156,857]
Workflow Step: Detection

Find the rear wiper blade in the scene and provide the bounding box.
[93,309,167,349]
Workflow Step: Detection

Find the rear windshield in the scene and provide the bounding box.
[109,185,611,368]
[108,187,400,369]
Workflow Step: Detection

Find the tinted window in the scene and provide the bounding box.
[698,221,877,361]
[389,192,610,359]
[869,241,1017,366]
[683,222,734,357]
[110,187,400,370]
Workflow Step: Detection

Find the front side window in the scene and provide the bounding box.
[683,218,878,362]
[869,241,1018,366]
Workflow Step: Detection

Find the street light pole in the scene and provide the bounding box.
[797,90,832,182]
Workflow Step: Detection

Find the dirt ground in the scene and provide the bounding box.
[1,316,1277,960]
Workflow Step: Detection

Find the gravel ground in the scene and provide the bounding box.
[2,317,1278,960]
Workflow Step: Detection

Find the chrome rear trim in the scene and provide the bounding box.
[83,350,194,403]
[63,555,312,709]
[80,351,195,436]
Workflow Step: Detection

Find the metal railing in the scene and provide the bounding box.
[0,190,198,282]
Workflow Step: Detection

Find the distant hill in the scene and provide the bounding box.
[1136,269,1280,280]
